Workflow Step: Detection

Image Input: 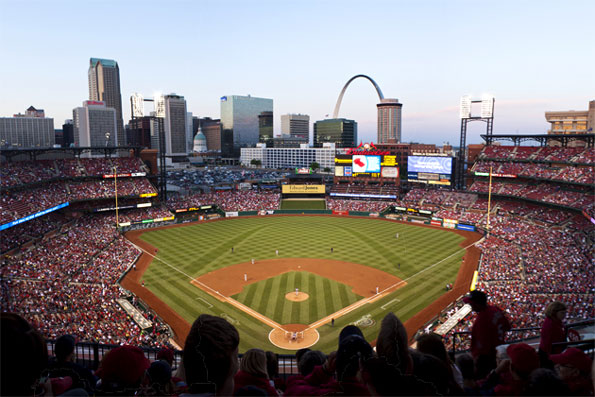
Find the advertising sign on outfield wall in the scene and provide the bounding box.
[282,185,326,194]
[430,220,442,226]
[226,212,239,217]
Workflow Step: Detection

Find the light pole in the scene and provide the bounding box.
[113,165,119,231]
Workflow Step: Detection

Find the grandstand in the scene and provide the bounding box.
[1,143,593,394]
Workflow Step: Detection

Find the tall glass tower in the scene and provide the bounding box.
[220,95,273,157]
[88,58,124,146]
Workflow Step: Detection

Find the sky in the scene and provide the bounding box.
[1,0,594,146]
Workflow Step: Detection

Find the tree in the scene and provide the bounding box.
[250,159,262,168]
[310,162,320,172]
[323,167,331,173]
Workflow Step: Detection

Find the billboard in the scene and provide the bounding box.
[407,155,453,186]
[282,185,325,194]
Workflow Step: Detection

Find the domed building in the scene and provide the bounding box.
[192,129,207,153]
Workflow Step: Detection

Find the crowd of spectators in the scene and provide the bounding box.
[474,160,594,185]
[0,213,171,348]
[5,308,592,396]
[469,180,592,210]
[479,145,593,165]
[0,177,156,223]
[0,157,147,188]
[167,191,280,212]
[326,198,390,212]
[0,212,69,253]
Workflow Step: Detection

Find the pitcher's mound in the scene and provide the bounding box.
[285,292,309,302]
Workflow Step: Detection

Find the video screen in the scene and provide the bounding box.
[334,154,398,178]
[407,156,453,185]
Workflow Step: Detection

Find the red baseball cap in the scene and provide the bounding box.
[96,345,151,385]
[506,343,539,374]
[550,347,593,374]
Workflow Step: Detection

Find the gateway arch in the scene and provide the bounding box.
[332,74,401,143]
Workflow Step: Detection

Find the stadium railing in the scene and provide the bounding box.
[45,340,300,376]
[449,318,595,355]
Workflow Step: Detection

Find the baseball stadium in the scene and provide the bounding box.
[1,138,594,394]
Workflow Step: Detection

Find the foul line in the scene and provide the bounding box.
[306,239,481,331]
[128,240,293,333]
[127,241,228,301]
[129,237,481,337]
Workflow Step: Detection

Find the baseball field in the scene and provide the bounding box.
[123,215,481,353]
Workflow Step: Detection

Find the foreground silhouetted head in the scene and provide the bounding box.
[184,314,240,395]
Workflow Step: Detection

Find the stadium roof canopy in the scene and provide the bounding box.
[481,133,594,147]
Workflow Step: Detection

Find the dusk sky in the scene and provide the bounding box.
[1,0,593,145]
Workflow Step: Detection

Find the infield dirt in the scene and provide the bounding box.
[122,215,481,347]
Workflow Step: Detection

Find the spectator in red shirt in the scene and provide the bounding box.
[464,290,511,379]
[539,301,567,367]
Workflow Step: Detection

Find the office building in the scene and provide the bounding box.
[198,117,222,151]
[241,143,336,170]
[545,100,595,147]
[281,114,309,139]
[258,111,273,145]
[377,98,402,143]
[313,118,357,148]
[163,94,188,156]
[220,95,273,157]
[73,100,117,149]
[186,112,194,155]
[128,116,153,148]
[55,119,74,147]
[0,106,54,148]
[88,58,125,146]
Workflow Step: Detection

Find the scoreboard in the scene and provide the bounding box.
[407,155,454,186]
[334,153,399,179]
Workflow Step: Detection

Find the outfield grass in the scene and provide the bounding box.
[139,216,467,353]
[280,199,326,210]
[231,271,362,324]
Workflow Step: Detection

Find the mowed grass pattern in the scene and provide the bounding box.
[231,271,362,324]
[139,216,467,353]
[280,200,326,210]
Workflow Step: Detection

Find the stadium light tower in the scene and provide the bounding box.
[457,95,495,190]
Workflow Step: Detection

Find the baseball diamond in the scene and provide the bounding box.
[123,215,481,353]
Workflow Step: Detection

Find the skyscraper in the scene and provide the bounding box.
[377,98,402,143]
[281,114,309,139]
[220,95,273,157]
[72,100,117,150]
[163,94,188,156]
[88,58,124,146]
[258,111,273,145]
[313,118,357,148]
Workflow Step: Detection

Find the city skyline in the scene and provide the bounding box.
[1,0,594,146]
